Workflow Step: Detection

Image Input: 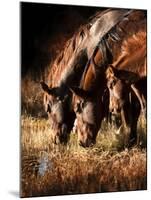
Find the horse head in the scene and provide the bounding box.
[41,82,74,144]
[70,84,104,148]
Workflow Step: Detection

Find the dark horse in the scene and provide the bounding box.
[40,9,131,144]
[71,10,147,147]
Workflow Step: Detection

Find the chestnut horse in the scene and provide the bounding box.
[71,10,147,147]
[109,31,147,115]
[106,66,146,146]
[40,9,131,144]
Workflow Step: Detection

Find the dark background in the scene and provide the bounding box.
[21,2,105,79]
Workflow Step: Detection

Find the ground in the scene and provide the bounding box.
[21,115,147,197]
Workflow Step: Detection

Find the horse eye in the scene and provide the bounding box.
[81,101,85,109]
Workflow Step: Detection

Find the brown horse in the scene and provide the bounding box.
[71,10,147,147]
[107,65,147,114]
[109,31,147,115]
[106,66,147,146]
[40,9,131,144]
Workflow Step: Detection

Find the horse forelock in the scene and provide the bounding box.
[97,9,146,69]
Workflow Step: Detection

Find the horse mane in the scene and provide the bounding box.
[47,9,114,87]
[94,10,146,68]
[121,31,146,56]
[79,10,146,89]
[98,10,146,61]
[113,29,147,79]
[88,8,112,23]
[48,9,146,88]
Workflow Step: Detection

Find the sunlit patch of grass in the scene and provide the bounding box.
[137,113,147,147]
[21,115,147,198]
[21,116,51,152]
[96,115,147,151]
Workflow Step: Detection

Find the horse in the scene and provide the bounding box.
[40,9,131,144]
[106,66,147,146]
[70,10,147,147]
[106,65,147,115]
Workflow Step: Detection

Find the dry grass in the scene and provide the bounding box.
[20,115,147,198]
[21,78,46,118]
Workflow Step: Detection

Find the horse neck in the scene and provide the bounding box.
[50,46,88,87]
[108,13,146,64]
[81,39,111,93]
[49,9,135,88]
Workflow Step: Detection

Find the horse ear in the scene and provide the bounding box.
[40,82,57,96]
[106,67,139,83]
[106,65,115,79]
[69,86,90,99]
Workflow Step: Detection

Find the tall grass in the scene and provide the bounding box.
[20,115,147,197]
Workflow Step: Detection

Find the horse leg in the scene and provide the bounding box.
[130,95,141,146]
[131,84,146,115]
[125,88,141,147]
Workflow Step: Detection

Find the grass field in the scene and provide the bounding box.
[20,115,147,198]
